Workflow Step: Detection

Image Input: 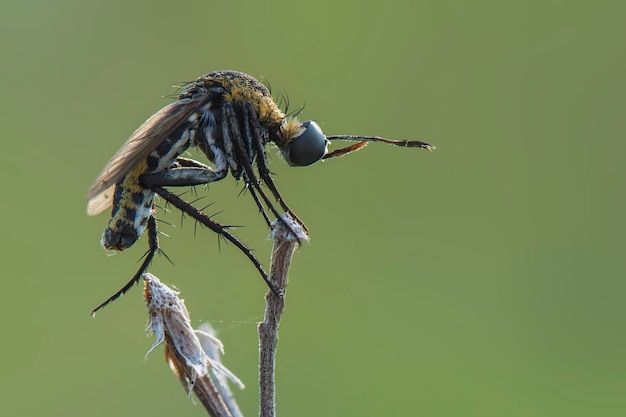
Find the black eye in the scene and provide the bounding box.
[287,121,328,166]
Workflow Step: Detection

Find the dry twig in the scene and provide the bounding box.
[258,214,308,417]
[141,211,306,417]
[143,273,245,417]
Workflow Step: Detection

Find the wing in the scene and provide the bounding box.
[86,97,204,213]
[86,185,115,216]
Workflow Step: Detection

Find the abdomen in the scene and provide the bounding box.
[102,125,196,250]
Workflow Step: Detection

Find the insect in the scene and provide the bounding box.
[87,70,434,314]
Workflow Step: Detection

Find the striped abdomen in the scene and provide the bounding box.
[102,123,197,251]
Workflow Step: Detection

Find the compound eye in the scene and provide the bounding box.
[288,121,328,166]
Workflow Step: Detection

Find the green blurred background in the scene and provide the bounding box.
[2,1,624,416]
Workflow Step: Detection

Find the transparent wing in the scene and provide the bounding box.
[86,97,203,212]
[86,185,115,216]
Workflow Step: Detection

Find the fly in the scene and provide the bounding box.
[87,70,434,314]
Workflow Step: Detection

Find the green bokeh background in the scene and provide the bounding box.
[2,1,624,416]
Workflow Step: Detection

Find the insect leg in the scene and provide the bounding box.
[207,103,271,228]
[243,103,308,232]
[141,159,227,188]
[223,103,304,239]
[152,186,280,296]
[91,214,159,316]
[241,177,273,227]
[174,157,213,167]
[222,103,282,220]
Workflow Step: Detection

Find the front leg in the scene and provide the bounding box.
[243,103,308,233]
[222,102,290,228]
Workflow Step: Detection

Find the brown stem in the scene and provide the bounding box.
[258,214,308,417]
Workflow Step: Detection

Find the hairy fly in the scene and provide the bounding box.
[87,70,434,314]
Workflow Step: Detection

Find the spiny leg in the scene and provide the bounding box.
[141,156,279,293]
[141,159,277,293]
[243,102,308,232]
[152,186,280,295]
[222,103,281,221]
[239,178,273,227]
[223,102,305,240]
[91,215,159,316]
